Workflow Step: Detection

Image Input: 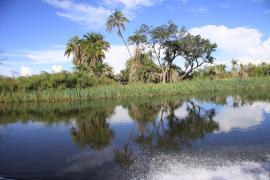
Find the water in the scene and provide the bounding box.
[1,92,270,179]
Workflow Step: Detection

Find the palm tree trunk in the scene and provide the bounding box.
[119,31,133,59]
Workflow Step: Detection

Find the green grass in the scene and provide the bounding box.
[1,77,270,103]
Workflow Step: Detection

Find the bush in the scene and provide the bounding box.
[0,70,116,94]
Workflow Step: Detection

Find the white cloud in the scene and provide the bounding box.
[104,45,130,73]
[52,65,63,73]
[189,25,270,64]
[104,0,161,9]
[26,49,68,63]
[5,45,129,74]
[44,0,162,28]
[44,0,112,29]
[20,66,32,76]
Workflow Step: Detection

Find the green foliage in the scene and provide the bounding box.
[192,62,270,80]
[1,77,270,103]
[65,33,110,66]
[106,10,132,58]
[0,70,116,94]
[120,54,161,83]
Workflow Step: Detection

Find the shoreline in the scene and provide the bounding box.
[1,77,270,104]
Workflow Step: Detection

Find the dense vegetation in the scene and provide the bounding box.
[0,10,270,102]
[1,77,270,103]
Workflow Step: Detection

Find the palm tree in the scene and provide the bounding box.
[64,36,82,65]
[65,33,110,67]
[128,33,146,58]
[231,59,239,78]
[81,32,110,66]
[106,10,132,58]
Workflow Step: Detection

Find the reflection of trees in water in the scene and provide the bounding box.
[157,101,218,149]
[128,100,218,150]
[70,107,115,150]
[114,144,134,167]
[112,100,219,168]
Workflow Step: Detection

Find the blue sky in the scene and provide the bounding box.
[0,0,270,76]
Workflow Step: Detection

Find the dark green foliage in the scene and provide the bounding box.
[119,54,161,83]
[1,77,270,103]
[0,71,116,94]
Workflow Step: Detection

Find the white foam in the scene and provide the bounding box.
[147,161,270,180]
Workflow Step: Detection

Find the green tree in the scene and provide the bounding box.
[81,32,110,66]
[135,21,186,82]
[106,10,132,58]
[231,59,239,78]
[64,36,82,65]
[65,33,110,67]
[121,54,161,83]
[178,34,217,80]
[128,32,147,58]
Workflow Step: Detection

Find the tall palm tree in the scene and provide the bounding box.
[128,33,146,58]
[81,32,110,66]
[231,59,238,78]
[64,36,82,65]
[106,10,132,58]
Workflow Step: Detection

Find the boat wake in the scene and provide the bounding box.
[131,154,270,180]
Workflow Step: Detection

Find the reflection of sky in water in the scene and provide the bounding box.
[187,97,270,133]
[108,106,133,124]
[214,102,270,133]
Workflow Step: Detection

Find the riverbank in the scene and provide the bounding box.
[1,77,270,103]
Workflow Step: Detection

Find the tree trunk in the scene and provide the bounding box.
[119,31,133,59]
[162,64,171,83]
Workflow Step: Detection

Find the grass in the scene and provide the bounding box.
[1,77,270,103]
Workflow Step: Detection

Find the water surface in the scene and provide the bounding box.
[1,92,270,179]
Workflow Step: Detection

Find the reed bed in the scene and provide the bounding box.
[1,77,270,103]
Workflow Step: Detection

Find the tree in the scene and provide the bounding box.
[135,21,187,82]
[106,10,132,58]
[81,32,110,66]
[65,33,110,67]
[64,36,82,65]
[178,34,217,80]
[136,21,180,67]
[231,59,239,78]
[128,32,147,58]
[121,54,161,83]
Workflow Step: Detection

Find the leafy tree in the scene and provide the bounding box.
[128,32,147,58]
[121,54,161,83]
[65,33,110,67]
[64,36,82,65]
[178,34,217,80]
[231,59,239,78]
[81,33,110,66]
[136,21,180,66]
[106,10,132,58]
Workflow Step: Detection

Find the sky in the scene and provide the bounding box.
[0,0,270,76]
